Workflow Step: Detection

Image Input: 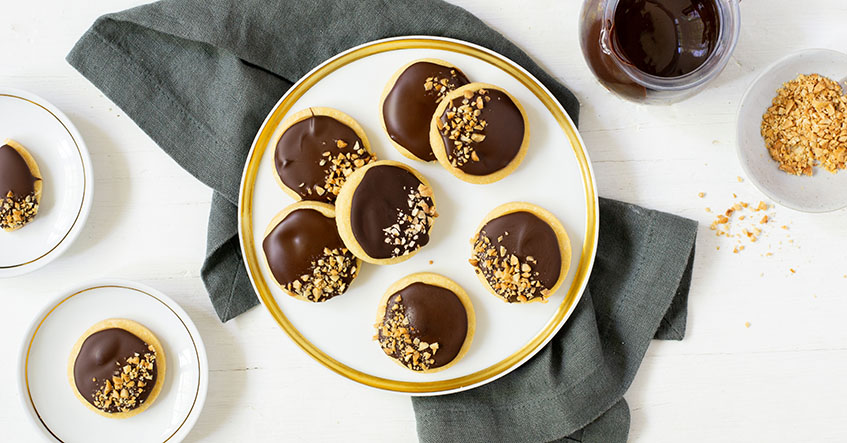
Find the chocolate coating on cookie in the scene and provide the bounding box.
[350,165,435,259]
[437,88,525,175]
[0,144,37,197]
[275,115,373,202]
[472,211,562,302]
[73,328,158,413]
[383,61,469,161]
[263,207,357,302]
[378,282,468,370]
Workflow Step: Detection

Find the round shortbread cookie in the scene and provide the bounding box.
[271,107,375,203]
[262,201,361,302]
[469,202,570,303]
[379,58,470,162]
[374,272,475,373]
[335,160,437,265]
[430,83,530,184]
[0,138,42,231]
[67,318,166,419]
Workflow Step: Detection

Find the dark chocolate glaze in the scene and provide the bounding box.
[382,61,469,161]
[262,208,353,288]
[350,165,432,259]
[481,211,561,288]
[382,282,468,368]
[274,115,367,202]
[612,0,719,78]
[438,89,525,175]
[0,144,38,197]
[73,328,157,410]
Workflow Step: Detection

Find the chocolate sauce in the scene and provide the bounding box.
[0,144,37,197]
[382,61,469,161]
[73,328,157,410]
[262,208,353,289]
[480,211,562,288]
[612,0,720,78]
[382,282,468,368]
[274,115,370,202]
[350,165,433,259]
[438,89,524,176]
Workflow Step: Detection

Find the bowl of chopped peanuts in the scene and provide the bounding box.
[737,48,847,212]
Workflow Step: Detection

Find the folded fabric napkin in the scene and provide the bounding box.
[67,0,697,441]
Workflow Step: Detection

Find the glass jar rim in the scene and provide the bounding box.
[601,0,742,92]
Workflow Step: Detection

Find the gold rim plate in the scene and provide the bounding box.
[238,36,598,395]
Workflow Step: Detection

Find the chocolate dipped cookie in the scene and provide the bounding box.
[68,319,165,418]
[431,83,529,184]
[272,107,376,203]
[469,202,571,303]
[335,160,437,265]
[380,59,470,162]
[0,139,42,231]
[375,273,474,373]
[262,201,360,302]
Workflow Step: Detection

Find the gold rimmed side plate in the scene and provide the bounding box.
[18,281,208,442]
[0,89,92,276]
[238,36,598,395]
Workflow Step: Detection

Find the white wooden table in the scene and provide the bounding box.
[3,0,847,441]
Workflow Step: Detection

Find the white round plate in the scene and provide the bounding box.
[18,280,208,442]
[239,36,598,395]
[737,49,847,213]
[0,88,93,276]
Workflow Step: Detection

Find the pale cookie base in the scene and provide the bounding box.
[379,58,467,163]
[375,272,475,373]
[67,318,167,419]
[335,160,437,265]
[429,83,530,184]
[470,202,571,304]
[2,138,42,232]
[269,107,374,202]
[262,201,362,302]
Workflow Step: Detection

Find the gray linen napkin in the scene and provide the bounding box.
[66,0,697,441]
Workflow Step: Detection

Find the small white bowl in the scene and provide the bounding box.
[737,49,847,213]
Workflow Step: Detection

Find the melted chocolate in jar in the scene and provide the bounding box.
[382,62,469,161]
[73,328,157,409]
[0,144,37,197]
[350,165,432,259]
[274,115,366,202]
[382,283,468,368]
[612,0,720,78]
[438,89,524,176]
[481,211,562,289]
[262,208,351,287]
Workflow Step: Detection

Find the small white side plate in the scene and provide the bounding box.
[0,88,93,276]
[18,280,208,443]
[737,49,847,213]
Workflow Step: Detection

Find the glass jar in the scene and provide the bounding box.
[579,0,741,104]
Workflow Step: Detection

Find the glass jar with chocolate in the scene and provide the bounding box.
[579,0,741,104]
